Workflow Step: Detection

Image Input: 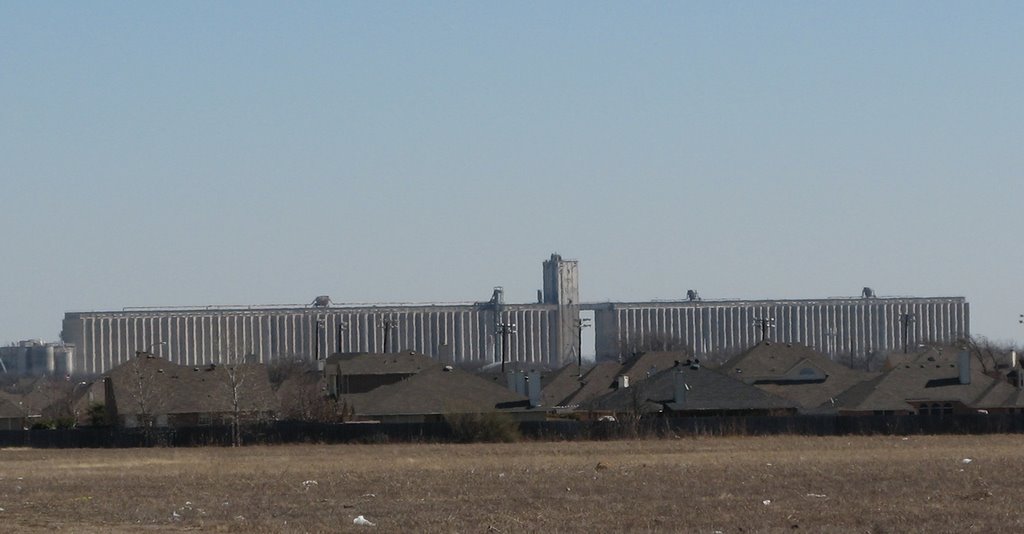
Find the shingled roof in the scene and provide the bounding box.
[0,397,25,419]
[106,356,279,417]
[326,351,440,375]
[340,366,530,418]
[543,351,691,409]
[834,347,1024,413]
[588,362,797,415]
[721,341,875,413]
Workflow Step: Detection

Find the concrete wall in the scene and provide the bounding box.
[542,254,581,367]
[62,303,566,376]
[589,297,969,361]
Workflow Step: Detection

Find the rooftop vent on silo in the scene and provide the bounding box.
[312,295,332,307]
[687,289,701,302]
[862,287,876,299]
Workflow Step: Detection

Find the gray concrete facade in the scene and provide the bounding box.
[61,302,572,376]
[56,253,969,376]
[588,296,969,362]
[60,254,584,376]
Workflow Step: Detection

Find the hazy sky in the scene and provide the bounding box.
[3,2,1022,346]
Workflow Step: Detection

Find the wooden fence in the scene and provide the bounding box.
[2,413,1024,448]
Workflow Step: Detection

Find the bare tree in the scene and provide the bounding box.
[119,354,168,444]
[219,354,248,446]
[282,376,340,422]
[959,336,1019,376]
[218,350,279,446]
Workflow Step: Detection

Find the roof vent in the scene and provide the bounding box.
[312,295,332,307]
[862,287,876,298]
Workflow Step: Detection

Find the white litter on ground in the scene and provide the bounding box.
[354,515,376,527]
[962,458,973,464]
[762,499,771,505]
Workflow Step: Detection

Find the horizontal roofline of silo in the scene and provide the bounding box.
[63,301,562,318]
[581,295,966,309]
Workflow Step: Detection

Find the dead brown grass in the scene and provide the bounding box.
[1,434,1021,532]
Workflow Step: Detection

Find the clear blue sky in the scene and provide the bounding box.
[2,2,1022,346]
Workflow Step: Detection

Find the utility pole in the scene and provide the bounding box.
[496,321,518,374]
[574,317,591,377]
[314,316,325,361]
[379,317,398,353]
[753,317,776,341]
[336,322,348,353]
[899,313,917,354]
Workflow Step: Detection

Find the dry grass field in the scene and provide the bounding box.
[1,435,1021,532]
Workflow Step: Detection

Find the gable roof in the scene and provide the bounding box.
[326,351,440,375]
[539,364,592,407]
[0,397,25,419]
[107,356,279,416]
[553,362,621,408]
[546,351,692,409]
[834,347,1024,412]
[588,363,797,414]
[340,366,529,417]
[721,341,875,411]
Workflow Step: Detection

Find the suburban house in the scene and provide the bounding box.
[587,359,798,417]
[721,341,876,413]
[0,397,26,430]
[834,346,1024,416]
[104,354,278,428]
[541,351,690,412]
[325,351,542,423]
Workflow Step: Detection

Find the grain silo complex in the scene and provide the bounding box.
[59,255,969,376]
[61,255,582,376]
[591,293,969,362]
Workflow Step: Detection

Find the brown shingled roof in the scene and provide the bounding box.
[340,366,529,417]
[107,356,279,416]
[588,363,797,414]
[722,341,876,412]
[326,351,440,375]
[0,397,25,419]
[834,347,1024,413]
